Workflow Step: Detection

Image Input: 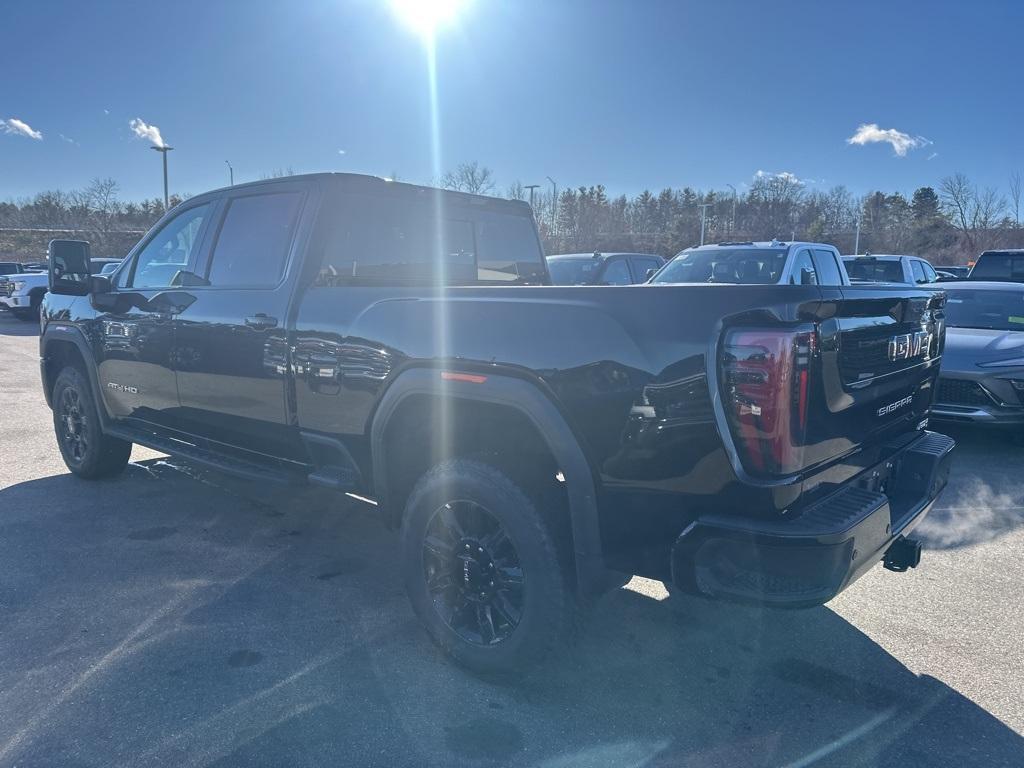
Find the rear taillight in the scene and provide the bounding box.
[720,327,817,476]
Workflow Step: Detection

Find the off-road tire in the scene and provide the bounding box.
[400,458,576,677]
[52,366,132,479]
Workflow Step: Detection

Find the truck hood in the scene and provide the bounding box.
[942,327,1024,373]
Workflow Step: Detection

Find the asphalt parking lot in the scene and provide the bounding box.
[2,310,1023,768]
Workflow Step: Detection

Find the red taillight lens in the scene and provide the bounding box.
[720,327,817,476]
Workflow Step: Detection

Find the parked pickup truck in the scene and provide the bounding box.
[0,267,48,319]
[40,173,954,674]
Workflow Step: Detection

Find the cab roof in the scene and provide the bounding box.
[195,172,533,214]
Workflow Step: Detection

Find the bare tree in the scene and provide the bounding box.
[506,180,525,201]
[939,173,978,251]
[1010,170,1021,228]
[441,161,495,195]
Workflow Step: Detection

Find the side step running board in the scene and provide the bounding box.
[107,425,305,486]
[307,466,358,491]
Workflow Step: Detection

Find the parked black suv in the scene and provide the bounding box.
[40,173,954,674]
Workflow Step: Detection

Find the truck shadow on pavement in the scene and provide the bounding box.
[0,459,1021,768]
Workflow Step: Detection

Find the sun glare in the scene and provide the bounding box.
[389,0,467,39]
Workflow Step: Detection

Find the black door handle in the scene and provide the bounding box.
[245,313,278,329]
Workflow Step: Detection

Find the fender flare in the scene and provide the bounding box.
[369,367,612,596]
[39,323,108,426]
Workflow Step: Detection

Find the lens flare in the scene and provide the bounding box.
[389,0,467,39]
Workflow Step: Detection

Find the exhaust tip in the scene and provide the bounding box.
[883,536,922,572]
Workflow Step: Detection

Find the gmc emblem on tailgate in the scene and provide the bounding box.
[888,331,931,362]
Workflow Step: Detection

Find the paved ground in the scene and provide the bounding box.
[2,310,1023,768]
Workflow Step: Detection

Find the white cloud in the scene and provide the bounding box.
[103,109,110,115]
[129,117,165,147]
[1,118,43,140]
[755,169,806,185]
[338,149,346,155]
[927,151,939,161]
[846,123,930,157]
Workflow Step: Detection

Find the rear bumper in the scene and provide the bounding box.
[670,431,955,607]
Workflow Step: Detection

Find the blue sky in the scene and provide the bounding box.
[2,0,1022,202]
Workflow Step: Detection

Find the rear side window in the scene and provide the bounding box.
[911,260,926,283]
[207,192,302,288]
[790,250,817,285]
[317,196,546,285]
[811,249,843,285]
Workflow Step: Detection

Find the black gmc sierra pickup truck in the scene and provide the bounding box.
[40,173,954,674]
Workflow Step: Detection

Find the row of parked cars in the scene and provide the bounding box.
[547,244,1024,432]
[0,258,121,319]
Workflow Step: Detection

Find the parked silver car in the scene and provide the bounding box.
[932,281,1024,427]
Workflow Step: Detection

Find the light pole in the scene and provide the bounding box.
[524,184,540,211]
[698,202,713,246]
[225,160,234,186]
[854,215,861,255]
[151,145,174,210]
[546,176,558,233]
[726,183,737,235]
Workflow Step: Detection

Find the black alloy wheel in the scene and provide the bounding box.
[423,500,525,646]
[58,385,89,463]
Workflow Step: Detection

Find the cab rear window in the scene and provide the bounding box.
[317,196,546,285]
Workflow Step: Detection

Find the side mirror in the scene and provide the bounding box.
[48,239,92,296]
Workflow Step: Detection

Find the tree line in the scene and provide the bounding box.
[444,162,1024,265]
[2,168,1022,265]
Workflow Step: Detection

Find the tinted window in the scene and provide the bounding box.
[843,258,905,283]
[475,212,546,283]
[911,260,926,283]
[207,192,302,287]
[811,249,843,285]
[317,196,546,285]
[547,257,600,285]
[632,257,662,280]
[944,288,1024,331]
[602,258,632,285]
[790,250,817,285]
[653,248,786,284]
[130,203,212,288]
[0,263,21,275]
[922,261,937,282]
[969,252,1024,281]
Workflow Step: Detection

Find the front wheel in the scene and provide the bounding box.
[52,366,132,479]
[400,459,575,677]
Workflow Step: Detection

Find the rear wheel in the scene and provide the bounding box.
[52,366,132,479]
[400,459,575,676]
